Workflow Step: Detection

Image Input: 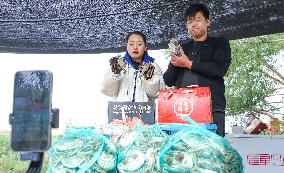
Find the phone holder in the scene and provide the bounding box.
[9,108,59,129]
[9,108,59,173]
[20,152,44,173]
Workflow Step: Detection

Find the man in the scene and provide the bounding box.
[163,3,231,137]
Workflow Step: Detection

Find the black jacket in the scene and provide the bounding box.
[163,36,231,111]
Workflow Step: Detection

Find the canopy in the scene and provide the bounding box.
[0,0,283,53]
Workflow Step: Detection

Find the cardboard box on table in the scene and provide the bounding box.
[270,118,281,135]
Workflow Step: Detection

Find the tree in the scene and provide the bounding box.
[225,33,284,121]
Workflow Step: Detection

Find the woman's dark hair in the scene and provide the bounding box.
[126,31,147,45]
[184,3,210,21]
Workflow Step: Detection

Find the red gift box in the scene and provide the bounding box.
[158,86,212,124]
[243,114,268,134]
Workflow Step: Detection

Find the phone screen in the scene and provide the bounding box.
[11,71,53,152]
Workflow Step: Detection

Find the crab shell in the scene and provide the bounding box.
[118,149,145,171]
[97,152,116,171]
[118,131,137,149]
[117,56,127,69]
[61,154,85,168]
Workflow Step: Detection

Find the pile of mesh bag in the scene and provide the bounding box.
[158,124,244,173]
[47,123,243,173]
[47,127,117,173]
[116,125,168,173]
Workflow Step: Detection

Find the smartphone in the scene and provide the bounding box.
[11,71,53,152]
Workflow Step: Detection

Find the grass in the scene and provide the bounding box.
[0,131,49,173]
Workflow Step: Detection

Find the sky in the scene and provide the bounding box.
[0,50,169,131]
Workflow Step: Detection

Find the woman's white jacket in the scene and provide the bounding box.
[101,52,164,102]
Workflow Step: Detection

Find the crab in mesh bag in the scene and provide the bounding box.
[109,55,127,74]
[47,127,118,173]
[158,125,244,173]
[117,125,168,173]
[139,62,155,80]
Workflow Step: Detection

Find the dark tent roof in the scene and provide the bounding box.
[0,0,283,53]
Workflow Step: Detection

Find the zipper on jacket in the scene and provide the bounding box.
[132,70,138,102]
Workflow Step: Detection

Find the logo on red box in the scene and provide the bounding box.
[174,98,193,118]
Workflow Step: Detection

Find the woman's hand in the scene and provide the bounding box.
[140,63,155,80]
[109,55,125,74]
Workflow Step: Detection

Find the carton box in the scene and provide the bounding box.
[270,118,281,135]
[243,115,268,134]
[158,86,212,124]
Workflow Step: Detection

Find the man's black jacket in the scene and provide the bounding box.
[163,36,232,111]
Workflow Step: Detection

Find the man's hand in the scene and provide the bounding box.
[170,47,193,69]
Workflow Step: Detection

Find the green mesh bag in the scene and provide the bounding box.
[117,125,168,173]
[47,127,117,173]
[158,123,244,173]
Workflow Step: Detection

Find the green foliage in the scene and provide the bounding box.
[0,132,29,172]
[225,33,284,116]
[0,131,48,173]
[163,49,171,60]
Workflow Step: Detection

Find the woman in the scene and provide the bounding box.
[101,31,164,102]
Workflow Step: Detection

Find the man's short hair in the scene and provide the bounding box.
[184,3,210,21]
